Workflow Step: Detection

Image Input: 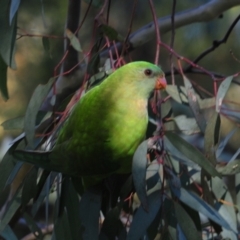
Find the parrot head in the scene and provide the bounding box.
[114,61,166,98]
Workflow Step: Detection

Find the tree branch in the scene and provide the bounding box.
[40,0,240,112]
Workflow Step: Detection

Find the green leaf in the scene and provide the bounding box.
[9,0,21,25]
[165,131,221,177]
[204,111,219,165]
[0,186,22,233]
[210,177,237,237]
[132,140,148,210]
[174,202,202,240]
[66,29,82,52]
[182,75,206,132]
[177,188,235,233]
[0,225,18,240]
[0,153,16,193]
[0,1,17,68]
[216,75,234,112]
[100,24,124,41]
[24,78,55,148]
[0,55,8,100]
[31,172,58,217]
[100,206,124,239]
[216,159,240,175]
[53,208,72,240]
[79,187,102,240]
[127,190,162,240]
[61,178,82,240]
[21,167,38,207]
[1,116,24,130]
[174,115,200,135]
[165,85,188,104]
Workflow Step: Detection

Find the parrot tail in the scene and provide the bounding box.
[13,150,53,170]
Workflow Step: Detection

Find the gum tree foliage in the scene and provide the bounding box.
[1,0,240,239]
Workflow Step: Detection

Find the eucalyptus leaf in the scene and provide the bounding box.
[79,186,102,240]
[0,225,18,240]
[0,55,8,100]
[0,186,22,233]
[165,132,220,177]
[204,111,219,165]
[132,140,148,210]
[174,202,202,240]
[216,127,238,159]
[0,1,17,68]
[177,188,235,233]
[165,85,188,104]
[100,24,124,41]
[24,78,55,148]
[1,116,24,130]
[216,76,234,112]
[127,190,162,240]
[66,29,82,52]
[182,75,206,132]
[9,0,21,25]
[53,208,72,240]
[174,115,200,135]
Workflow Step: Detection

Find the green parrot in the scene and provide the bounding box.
[13,61,166,189]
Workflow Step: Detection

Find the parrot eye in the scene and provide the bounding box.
[144,69,153,76]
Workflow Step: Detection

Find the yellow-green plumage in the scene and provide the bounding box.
[13,61,166,189]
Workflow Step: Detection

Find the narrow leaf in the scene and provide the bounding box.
[165,131,221,177]
[0,225,18,240]
[174,115,200,135]
[178,188,235,233]
[0,187,22,233]
[216,159,240,175]
[1,116,24,130]
[9,0,21,25]
[24,78,55,148]
[183,75,206,132]
[216,76,234,112]
[54,208,72,240]
[100,24,124,41]
[165,85,188,104]
[21,166,38,206]
[66,29,82,52]
[174,202,202,240]
[0,55,8,100]
[0,1,17,68]
[216,127,238,159]
[79,186,102,240]
[204,111,219,165]
[127,190,162,240]
[132,140,148,210]
[0,153,16,193]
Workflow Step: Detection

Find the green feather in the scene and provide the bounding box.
[13,61,165,189]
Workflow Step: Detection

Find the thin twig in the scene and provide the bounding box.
[185,14,240,72]
[169,0,176,85]
[120,0,138,57]
[148,0,161,65]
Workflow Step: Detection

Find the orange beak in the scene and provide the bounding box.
[155,75,167,90]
